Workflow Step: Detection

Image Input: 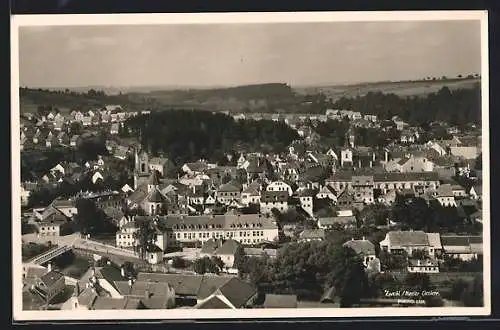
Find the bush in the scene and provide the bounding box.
[172,256,186,269]
[22,242,53,262]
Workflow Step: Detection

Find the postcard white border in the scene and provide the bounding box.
[11,10,490,321]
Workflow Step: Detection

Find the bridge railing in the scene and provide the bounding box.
[29,245,72,265]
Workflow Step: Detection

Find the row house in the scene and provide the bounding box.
[260,191,288,215]
[296,189,315,218]
[241,181,262,206]
[266,180,293,196]
[351,175,374,204]
[216,182,242,205]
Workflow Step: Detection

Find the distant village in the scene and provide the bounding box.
[20,103,483,310]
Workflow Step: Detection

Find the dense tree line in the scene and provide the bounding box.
[447,275,483,306]
[73,199,118,235]
[123,110,300,165]
[193,256,225,274]
[332,84,481,127]
[237,241,371,305]
[390,195,482,234]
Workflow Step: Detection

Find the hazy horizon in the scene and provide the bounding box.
[18,20,482,90]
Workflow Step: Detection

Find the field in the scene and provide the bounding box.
[295,78,480,100]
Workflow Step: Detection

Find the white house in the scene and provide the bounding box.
[343,237,377,268]
[266,181,293,196]
[380,231,442,258]
[435,184,456,207]
[92,171,105,184]
[316,185,337,201]
[407,259,440,273]
[260,191,288,215]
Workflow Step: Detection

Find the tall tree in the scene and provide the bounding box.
[329,246,370,307]
[133,220,157,260]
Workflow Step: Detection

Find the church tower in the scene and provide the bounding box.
[134,147,151,189]
[340,127,355,168]
[147,170,160,193]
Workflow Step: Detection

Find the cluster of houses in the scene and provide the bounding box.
[21,105,484,310]
[26,129,482,258]
[19,105,152,151]
[23,225,483,310]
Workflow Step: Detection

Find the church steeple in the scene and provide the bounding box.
[345,126,355,149]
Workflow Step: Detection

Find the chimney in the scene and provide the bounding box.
[47,263,52,272]
[362,236,366,241]
[417,260,421,266]
[351,237,354,241]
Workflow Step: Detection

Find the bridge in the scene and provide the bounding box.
[26,245,73,265]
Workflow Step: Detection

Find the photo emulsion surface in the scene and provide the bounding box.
[11,12,490,320]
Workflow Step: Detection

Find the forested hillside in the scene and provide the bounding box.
[332,84,481,127]
[128,83,324,113]
[122,109,301,165]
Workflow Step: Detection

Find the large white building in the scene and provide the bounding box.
[119,213,279,248]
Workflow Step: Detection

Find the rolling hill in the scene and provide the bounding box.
[295,78,481,100]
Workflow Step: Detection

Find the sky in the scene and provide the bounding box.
[18,20,482,89]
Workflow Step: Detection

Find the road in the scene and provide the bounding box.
[22,232,140,260]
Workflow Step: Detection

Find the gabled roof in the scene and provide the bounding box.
[91,297,142,310]
[343,239,375,255]
[386,231,429,246]
[196,295,232,309]
[441,235,482,247]
[426,233,443,249]
[436,184,454,197]
[215,239,240,255]
[263,294,298,308]
[217,277,257,308]
[260,191,288,203]
[299,229,325,240]
[40,205,68,223]
[200,238,221,254]
[39,271,64,287]
[218,182,241,193]
[184,162,208,173]
[319,216,356,225]
[149,157,170,166]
